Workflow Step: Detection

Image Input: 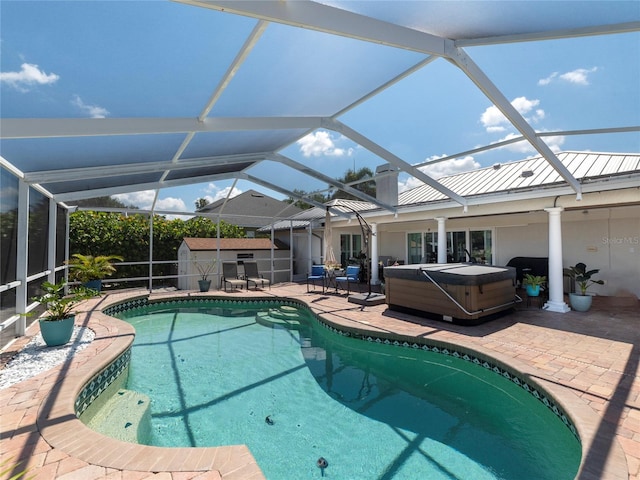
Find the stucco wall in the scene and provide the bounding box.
[178,245,290,290]
[496,206,639,298]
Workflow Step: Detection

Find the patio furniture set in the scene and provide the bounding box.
[307,265,361,294]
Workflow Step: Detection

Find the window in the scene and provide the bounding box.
[406,229,493,264]
[424,232,437,263]
[340,233,362,266]
[471,230,492,264]
[407,233,422,264]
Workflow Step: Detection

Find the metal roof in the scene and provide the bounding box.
[1,1,639,212]
[398,151,640,206]
[265,150,640,230]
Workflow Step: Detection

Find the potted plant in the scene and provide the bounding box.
[194,258,216,292]
[563,262,604,312]
[524,273,546,297]
[32,280,98,347]
[67,254,124,292]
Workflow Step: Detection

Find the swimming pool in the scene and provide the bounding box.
[102,298,580,479]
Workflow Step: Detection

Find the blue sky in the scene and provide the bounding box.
[1,1,638,213]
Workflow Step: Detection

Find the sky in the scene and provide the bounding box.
[1,1,639,214]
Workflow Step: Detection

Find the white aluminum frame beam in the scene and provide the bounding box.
[54,171,251,203]
[446,45,583,199]
[414,126,640,170]
[23,153,267,184]
[179,0,448,56]
[0,117,324,139]
[456,21,640,47]
[240,173,335,212]
[323,119,469,209]
[269,153,397,213]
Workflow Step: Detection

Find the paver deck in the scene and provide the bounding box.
[1,283,638,480]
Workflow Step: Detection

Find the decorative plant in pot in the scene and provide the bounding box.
[32,280,98,347]
[524,273,546,297]
[194,259,216,292]
[67,254,124,292]
[563,262,604,312]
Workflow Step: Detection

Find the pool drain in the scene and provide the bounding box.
[317,457,328,476]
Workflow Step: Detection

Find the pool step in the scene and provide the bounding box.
[256,305,305,330]
[83,389,151,444]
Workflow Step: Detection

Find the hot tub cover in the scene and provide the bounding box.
[384,263,516,286]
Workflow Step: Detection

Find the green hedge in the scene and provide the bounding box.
[69,211,245,283]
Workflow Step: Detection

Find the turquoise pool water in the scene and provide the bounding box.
[116,300,581,480]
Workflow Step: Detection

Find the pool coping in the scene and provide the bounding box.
[34,290,629,480]
[35,295,265,479]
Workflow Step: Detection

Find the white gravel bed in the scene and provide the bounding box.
[0,326,95,390]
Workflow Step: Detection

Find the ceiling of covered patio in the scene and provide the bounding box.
[1,1,638,215]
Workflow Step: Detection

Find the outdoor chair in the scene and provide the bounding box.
[221,262,245,292]
[307,265,326,293]
[335,265,360,294]
[244,261,270,290]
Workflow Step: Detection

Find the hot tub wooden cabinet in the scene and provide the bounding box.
[384,263,518,325]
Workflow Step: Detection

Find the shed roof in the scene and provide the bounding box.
[182,237,285,251]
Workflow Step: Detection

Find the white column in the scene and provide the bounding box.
[148,214,154,292]
[370,223,379,285]
[307,222,313,274]
[436,216,447,263]
[289,221,294,282]
[15,180,29,335]
[543,207,571,313]
[48,199,57,284]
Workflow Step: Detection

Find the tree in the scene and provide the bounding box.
[284,189,330,210]
[74,196,136,209]
[195,198,210,210]
[331,167,376,200]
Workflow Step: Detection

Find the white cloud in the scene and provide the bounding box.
[297,130,353,157]
[539,67,597,86]
[492,132,565,154]
[72,94,109,118]
[204,184,243,203]
[559,67,597,85]
[0,63,59,91]
[113,191,154,208]
[398,155,480,192]
[538,72,558,86]
[480,96,544,133]
[112,191,186,212]
[156,196,187,212]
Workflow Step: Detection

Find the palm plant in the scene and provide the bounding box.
[67,254,124,283]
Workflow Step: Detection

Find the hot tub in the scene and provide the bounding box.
[384,263,518,325]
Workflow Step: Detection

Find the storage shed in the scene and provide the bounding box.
[177,237,290,290]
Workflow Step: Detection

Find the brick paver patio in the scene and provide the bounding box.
[1,283,638,479]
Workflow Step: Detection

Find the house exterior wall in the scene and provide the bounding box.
[326,204,639,298]
[376,231,405,264]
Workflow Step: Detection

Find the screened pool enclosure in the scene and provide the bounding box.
[1,1,639,344]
